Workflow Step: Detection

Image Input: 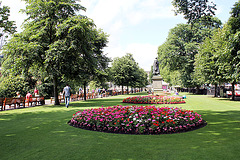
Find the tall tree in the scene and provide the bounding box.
[194,1,240,99]
[158,17,221,89]
[22,0,85,104]
[131,67,148,90]
[220,1,240,100]
[0,2,16,50]
[110,53,140,94]
[1,0,109,104]
[194,31,225,97]
[54,16,110,100]
[172,0,217,25]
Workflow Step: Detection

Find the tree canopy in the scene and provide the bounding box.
[194,1,240,99]
[157,17,221,88]
[1,0,109,101]
[172,0,217,25]
[110,53,148,93]
[0,2,16,50]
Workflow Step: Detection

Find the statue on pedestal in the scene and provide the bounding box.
[153,57,160,75]
[152,57,163,95]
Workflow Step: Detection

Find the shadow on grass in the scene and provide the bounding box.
[1,91,240,160]
[212,97,240,102]
[45,94,150,109]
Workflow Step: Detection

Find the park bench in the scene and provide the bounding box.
[51,95,64,104]
[1,97,25,110]
[112,91,117,96]
[0,96,44,111]
[26,96,45,107]
[79,93,84,100]
[71,94,78,101]
[92,93,97,99]
[14,97,25,108]
[3,98,17,110]
[0,98,4,110]
[86,93,91,99]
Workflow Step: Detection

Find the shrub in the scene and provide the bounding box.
[0,75,29,97]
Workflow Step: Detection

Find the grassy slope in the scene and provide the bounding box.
[0,93,239,160]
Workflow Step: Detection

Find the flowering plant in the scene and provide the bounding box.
[122,96,185,104]
[68,105,205,134]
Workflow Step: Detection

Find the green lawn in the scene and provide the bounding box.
[0,93,239,160]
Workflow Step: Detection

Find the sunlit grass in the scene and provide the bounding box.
[0,92,239,160]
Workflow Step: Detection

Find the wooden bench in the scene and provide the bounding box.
[26,96,45,107]
[14,97,25,108]
[0,97,44,110]
[0,98,5,111]
[3,98,17,110]
[71,94,78,101]
[51,95,64,104]
[78,93,84,100]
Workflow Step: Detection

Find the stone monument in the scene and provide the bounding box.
[152,57,163,95]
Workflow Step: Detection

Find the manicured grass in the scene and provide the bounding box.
[0,93,239,160]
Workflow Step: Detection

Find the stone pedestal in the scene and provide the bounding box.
[152,75,164,95]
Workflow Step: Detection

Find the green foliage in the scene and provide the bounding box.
[0,2,16,49]
[194,1,240,99]
[158,19,221,88]
[172,0,217,25]
[228,0,240,34]
[132,67,149,88]
[110,53,147,91]
[194,28,227,86]
[1,0,109,103]
[110,53,136,88]
[55,17,110,81]
[0,75,29,97]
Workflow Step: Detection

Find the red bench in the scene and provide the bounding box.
[51,95,64,104]
[14,97,26,108]
[26,96,45,107]
[71,94,78,101]
[0,98,5,110]
[3,98,17,110]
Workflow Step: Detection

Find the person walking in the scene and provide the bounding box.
[63,84,71,108]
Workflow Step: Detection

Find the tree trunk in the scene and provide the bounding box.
[214,84,217,97]
[84,83,87,101]
[121,85,124,95]
[231,81,235,101]
[53,76,60,105]
[196,85,200,94]
[127,86,129,94]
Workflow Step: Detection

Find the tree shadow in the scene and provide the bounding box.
[1,98,240,159]
[213,97,240,102]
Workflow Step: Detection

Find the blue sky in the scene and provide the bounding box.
[2,0,238,71]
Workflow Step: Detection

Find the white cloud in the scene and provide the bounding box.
[126,43,158,71]
[105,42,158,71]
[1,0,27,32]
[82,0,175,28]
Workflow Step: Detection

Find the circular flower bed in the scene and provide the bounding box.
[122,96,186,104]
[68,105,206,134]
